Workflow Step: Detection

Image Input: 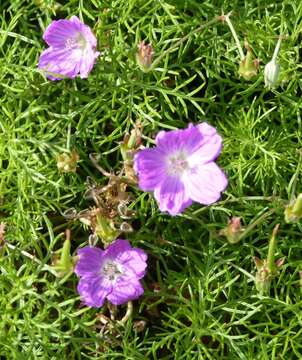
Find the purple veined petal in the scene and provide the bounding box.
[106,278,144,305]
[77,275,112,308]
[154,175,192,215]
[183,162,228,205]
[104,239,132,259]
[43,19,80,47]
[197,122,218,137]
[39,16,99,80]
[69,16,82,26]
[134,148,166,191]
[188,133,222,166]
[38,47,82,80]
[115,249,148,278]
[69,16,98,48]
[155,125,203,155]
[74,246,104,277]
[79,47,100,78]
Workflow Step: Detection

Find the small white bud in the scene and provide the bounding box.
[264,36,282,89]
[264,59,280,89]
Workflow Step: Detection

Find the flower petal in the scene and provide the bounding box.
[79,47,100,78]
[188,133,222,166]
[74,246,104,277]
[183,162,228,205]
[116,249,148,278]
[43,19,79,47]
[107,279,144,305]
[197,122,218,137]
[134,148,166,191]
[38,47,82,80]
[154,176,192,215]
[70,16,98,48]
[104,239,132,260]
[155,124,203,155]
[185,122,223,165]
[77,276,112,308]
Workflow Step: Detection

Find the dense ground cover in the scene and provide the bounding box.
[0,0,302,358]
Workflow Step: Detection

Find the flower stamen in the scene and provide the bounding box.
[101,260,123,281]
[167,152,189,176]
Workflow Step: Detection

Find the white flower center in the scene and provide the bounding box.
[65,34,87,50]
[101,260,123,281]
[166,151,189,176]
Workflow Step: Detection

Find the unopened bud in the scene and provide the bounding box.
[95,213,120,246]
[253,225,284,295]
[264,60,280,89]
[220,217,244,244]
[284,194,302,223]
[238,45,259,80]
[120,125,142,162]
[57,149,79,173]
[264,36,282,89]
[120,123,142,183]
[53,230,74,276]
[254,259,272,295]
[133,320,147,333]
[136,41,154,71]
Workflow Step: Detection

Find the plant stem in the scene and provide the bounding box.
[238,208,275,241]
[120,301,133,324]
[272,36,282,62]
[223,13,245,60]
[148,17,219,71]
[267,224,279,274]
[6,243,58,276]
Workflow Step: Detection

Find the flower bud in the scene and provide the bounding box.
[120,123,142,182]
[120,125,142,162]
[219,217,244,244]
[133,320,147,333]
[95,213,120,246]
[136,41,154,71]
[284,194,302,223]
[238,45,259,80]
[264,59,280,89]
[254,259,272,295]
[253,225,284,295]
[52,230,74,276]
[57,149,79,173]
[264,36,282,89]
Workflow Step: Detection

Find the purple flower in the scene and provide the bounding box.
[134,122,228,215]
[75,239,148,307]
[38,16,100,80]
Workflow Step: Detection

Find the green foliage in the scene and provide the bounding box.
[1,0,302,358]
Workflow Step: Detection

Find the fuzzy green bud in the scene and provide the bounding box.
[238,46,259,80]
[136,41,154,71]
[254,259,272,295]
[253,225,284,295]
[220,217,244,244]
[53,230,74,276]
[95,213,120,247]
[57,149,79,173]
[284,194,302,223]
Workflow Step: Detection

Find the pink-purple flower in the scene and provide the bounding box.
[134,123,228,215]
[38,16,100,80]
[75,239,148,307]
